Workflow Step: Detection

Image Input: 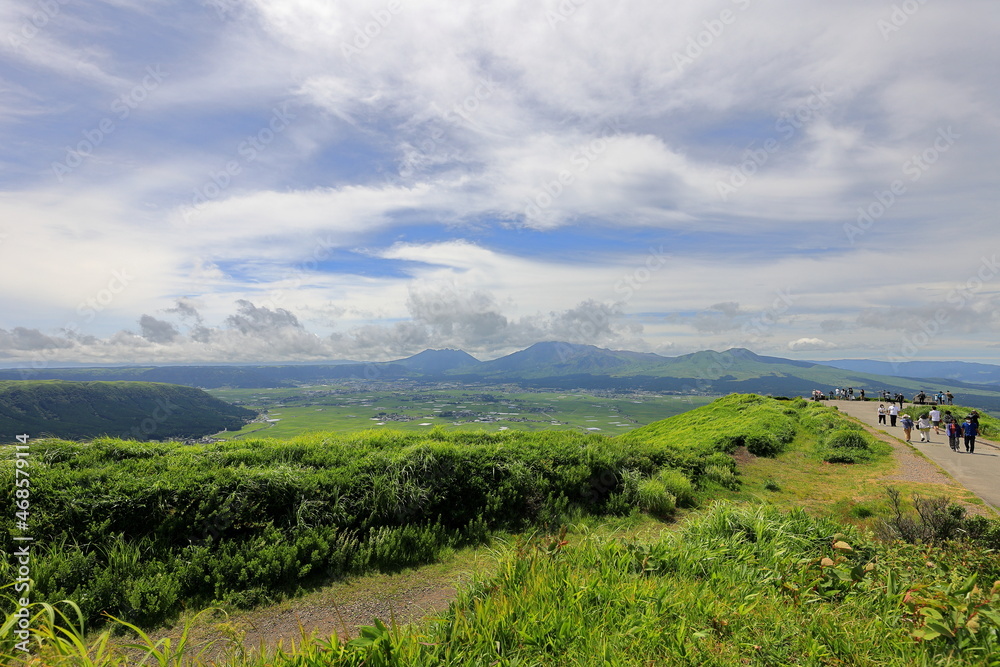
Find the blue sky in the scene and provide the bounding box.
[1,0,999,366]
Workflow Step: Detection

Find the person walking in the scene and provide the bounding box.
[929,407,941,435]
[947,420,961,451]
[900,414,914,442]
[916,414,932,442]
[889,403,899,427]
[946,391,954,405]
[962,417,978,453]
[877,404,887,425]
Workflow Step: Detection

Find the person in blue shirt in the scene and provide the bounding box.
[962,417,978,453]
[900,414,914,442]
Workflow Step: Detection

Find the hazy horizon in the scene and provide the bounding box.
[2,1,998,367]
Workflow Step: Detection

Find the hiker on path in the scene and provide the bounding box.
[900,414,914,442]
[963,417,978,453]
[946,391,954,405]
[947,420,961,451]
[859,389,865,401]
[889,403,900,427]
[930,407,942,435]
[917,414,932,442]
[897,393,904,409]
[877,404,887,425]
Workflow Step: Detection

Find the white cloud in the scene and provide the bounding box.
[2,0,1000,363]
[788,337,838,352]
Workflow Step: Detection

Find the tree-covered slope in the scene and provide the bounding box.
[0,380,255,441]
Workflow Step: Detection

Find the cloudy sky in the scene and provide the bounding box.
[1,0,998,367]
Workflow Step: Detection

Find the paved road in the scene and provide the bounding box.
[827,400,1000,512]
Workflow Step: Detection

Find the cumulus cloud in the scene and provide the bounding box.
[225,300,303,335]
[138,315,180,344]
[0,293,646,365]
[0,328,74,352]
[788,337,838,351]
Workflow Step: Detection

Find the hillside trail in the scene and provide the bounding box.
[827,399,1000,512]
[131,401,995,661]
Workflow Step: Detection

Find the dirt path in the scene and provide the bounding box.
[133,547,495,663]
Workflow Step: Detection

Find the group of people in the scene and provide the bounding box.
[913,390,954,405]
[876,404,980,453]
[830,387,865,400]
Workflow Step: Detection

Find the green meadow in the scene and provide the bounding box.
[206,385,715,438]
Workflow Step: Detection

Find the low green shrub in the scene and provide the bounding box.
[636,478,676,518]
[655,468,695,508]
[702,464,740,490]
[815,427,891,464]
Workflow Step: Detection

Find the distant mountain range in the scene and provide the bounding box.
[4,343,1000,410]
[817,359,1000,387]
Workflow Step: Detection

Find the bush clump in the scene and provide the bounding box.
[816,427,890,464]
[636,478,677,518]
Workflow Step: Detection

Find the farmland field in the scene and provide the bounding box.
[206,384,716,439]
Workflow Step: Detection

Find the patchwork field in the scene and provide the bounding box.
[206,384,716,439]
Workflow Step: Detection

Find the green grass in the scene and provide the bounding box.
[0,394,743,631]
[206,386,715,439]
[7,505,1000,665]
[5,393,999,665]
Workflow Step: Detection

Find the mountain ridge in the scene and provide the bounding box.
[4,344,1000,410]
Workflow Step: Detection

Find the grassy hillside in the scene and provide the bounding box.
[0,395,819,631]
[0,380,255,442]
[4,394,1000,664]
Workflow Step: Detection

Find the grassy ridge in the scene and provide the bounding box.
[0,381,255,442]
[7,394,1000,664]
[2,395,801,629]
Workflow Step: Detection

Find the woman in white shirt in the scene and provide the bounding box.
[916,414,933,442]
